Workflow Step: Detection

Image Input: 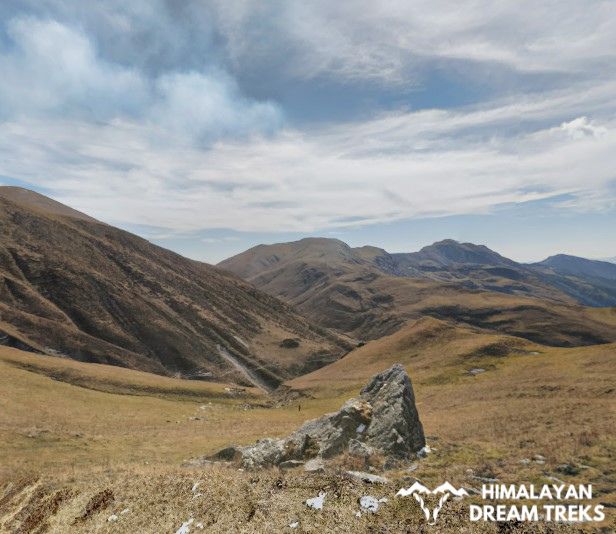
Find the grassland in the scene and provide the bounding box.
[1,318,615,532]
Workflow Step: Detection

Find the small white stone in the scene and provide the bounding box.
[289,521,299,528]
[107,514,118,522]
[175,518,194,534]
[306,492,326,510]
[359,495,380,513]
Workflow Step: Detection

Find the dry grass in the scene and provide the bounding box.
[0,465,599,533]
[0,320,615,531]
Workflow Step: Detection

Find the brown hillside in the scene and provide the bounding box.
[0,188,351,389]
[219,238,616,346]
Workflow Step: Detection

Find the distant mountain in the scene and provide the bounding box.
[0,188,350,389]
[219,237,616,347]
[534,254,616,280]
[393,239,518,269]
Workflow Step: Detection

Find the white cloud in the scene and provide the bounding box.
[153,71,282,141]
[214,0,616,82]
[0,16,281,139]
[0,3,615,239]
[558,117,608,140]
[0,77,614,232]
[0,17,147,118]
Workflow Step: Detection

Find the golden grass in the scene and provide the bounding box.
[1,320,615,531]
[0,347,343,478]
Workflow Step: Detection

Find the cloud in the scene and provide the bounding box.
[0,2,614,239]
[0,15,282,140]
[0,17,147,119]
[213,0,616,83]
[153,71,282,142]
[558,117,608,140]
[0,78,614,232]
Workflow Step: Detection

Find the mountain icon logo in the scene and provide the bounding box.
[396,482,469,524]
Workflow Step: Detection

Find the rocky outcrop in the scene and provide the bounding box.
[211,364,425,468]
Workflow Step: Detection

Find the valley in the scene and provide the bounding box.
[0,189,614,532]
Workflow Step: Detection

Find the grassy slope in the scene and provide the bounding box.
[219,239,616,347]
[0,192,350,388]
[1,324,614,531]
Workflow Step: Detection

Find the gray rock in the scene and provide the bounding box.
[346,471,390,484]
[304,458,325,473]
[210,364,425,468]
[279,460,305,470]
[238,438,285,469]
[348,439,375,458]
[468,368,486,375]
[416,445,431,458]
[359,496,380,513]
[358,364,425,457]
[556,464,580,476]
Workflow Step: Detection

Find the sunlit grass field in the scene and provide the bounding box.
[0,317,614,531]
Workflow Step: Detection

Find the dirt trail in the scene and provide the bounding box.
[216,345,273,393]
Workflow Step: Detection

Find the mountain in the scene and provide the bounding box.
[0,188,350,389]
[533,254,616,280]
[219,238,616,346]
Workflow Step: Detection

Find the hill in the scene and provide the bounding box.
[0,327,613,531]
[0,188,350,390]
[533,254,616,280]
[219,238,616,345]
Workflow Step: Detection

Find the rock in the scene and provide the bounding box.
[280,338,300,348]
[417,445,431,458]
[359,496,380,513]
[471,475,499,483]
[348,439,375,458]
[239,438,286,469]
[346,471,390,484]
[468,368,486,375]
[211,446,242,462]
[289,521,299,528]
[305,492,326,510]
[519,458,531,465]
[107,514,118,522]
[556,464,580,476]
[210,364,425,468]
[533,454,545,461]
[176,518,194,534]
[279,460,305,470]
[358,364,425,457]
[304,458,325,473]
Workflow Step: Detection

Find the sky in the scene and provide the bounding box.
[0,1,615,264]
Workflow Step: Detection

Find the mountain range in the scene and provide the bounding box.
[2,187,615,389]
[0,187,350,390]
[219,237,616,346]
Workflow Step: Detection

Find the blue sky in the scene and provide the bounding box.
[0,1,615,263]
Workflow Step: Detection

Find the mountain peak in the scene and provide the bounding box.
[0,186,98,223]
[408,239,516,268]
[535,254,616,280]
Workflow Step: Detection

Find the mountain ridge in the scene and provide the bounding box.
[0,188,351,389]
[219,237,616,346]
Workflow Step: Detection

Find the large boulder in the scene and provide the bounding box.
[211,364,425,468]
